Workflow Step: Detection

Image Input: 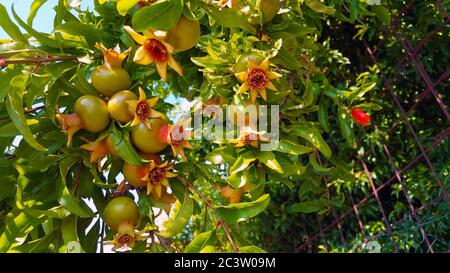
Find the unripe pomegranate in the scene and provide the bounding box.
[57,95,110,146]
[91,43,131,97]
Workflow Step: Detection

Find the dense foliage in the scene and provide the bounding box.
[244,0,450,253]
[0,0,446,253]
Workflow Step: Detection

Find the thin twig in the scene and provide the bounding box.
[155,233,170,251]
[70,161,83,195]
[24,105,45,113]
[177,176,239,253]
[156,234,181,253]
[343,4,367,26]
[0,49,53,57]
[99,220,106,253]
[2,55,78,64]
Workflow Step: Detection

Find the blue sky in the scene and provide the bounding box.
[0,0,94,39]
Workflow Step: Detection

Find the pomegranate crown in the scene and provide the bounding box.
[96,42,131,69]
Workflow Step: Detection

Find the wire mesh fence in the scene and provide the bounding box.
[295,0,449,253]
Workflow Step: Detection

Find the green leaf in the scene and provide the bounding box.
[45,83,61,122]
[0,119,38,138]
[117,0,139,15]
[354,84,377,101]
[145,195,169,216]
[239,246,266,253]
[184,230,216,253]
[268,171,295,189]
[28,0,48,26]
[74,66,100,96]
[108,124,144,166]
[227,168,251,189]
[291,201,322,213]
[324,85,338,100]
[298,179,312,199]
[56,179,94,217]
[201,2,256,33]
[0,4,28,43]
[258,151,283,174]
[274,48,301,70]
[338,105,355,148]
[0,209,46,252]
[0,176,16,202]
[309,153,332,173]
[349,0,359,23]
[132,0,183,32]
[352,102,382,111]
[229,151,257,174]
[54,0,66,28]
[59,155,79,182]
[205,146,236,165]
[24,206,71,219]
[57,156,94,217]
[216,194,270,224]
[138,191,154,219]
[11,5,59,47]
[193,161,224,182]
[304,0,335,15]
[15,174,29,210]
[159,189,193,237]
[10,229,59,253]
[318,97,330,132]
[303,81,315,107]
[191,56,227,68]
[79,217,100,253]
[62,215,84,253]
[58,77,85,99]
[55,22,104,48]
[372,6,391,26]
[6,74,47,152]
[292,126,331,158]
[82,159,117,190]
[199,245,216,253]
[169,178,187,202]
[274,140,313,155]
[107,157,123,184]
[0,70,17,102]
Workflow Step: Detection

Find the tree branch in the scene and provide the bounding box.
[177,176,239,253]
[0,49,53,58]
[156,234,181,253]
[2,55,78,65]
